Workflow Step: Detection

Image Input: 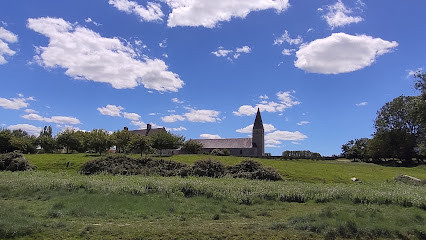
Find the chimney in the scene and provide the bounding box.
[124,126,128,131]
[146,124,152,136]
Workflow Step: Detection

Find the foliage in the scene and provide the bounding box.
[226,159,283,181]
[37,126,56,153]
[151,131,185,154]
[87,129,112,155]
[111,130,132,153]
[368,130,417,163]
[0,152,33,171]
[210,148,230,156]
[0,129,14,153]
[129,134,152,157]
[282,150,322,160]
[182,139,204,154]
[56,129,81,154]
[191,159,225,178]
[341,138,369,161]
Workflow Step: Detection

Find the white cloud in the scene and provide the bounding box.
[295,33,398,74]
[265,144,280,148]
[0,95,34,110]
[356,102,368,107]
[259,95,269,100]
[27,17,183,92]
[22,113,81,125]
[97,104,124,117]
[84,18,101,26]
[200,134,222,139]
[184,108,221,123]
[322,0,363,29]
[297,121,309,126]
[233,91,300,116]
[274,30,303,46]
[167,126,187,131]
[236,123,276,133]
[161,114,185,123]
[166,0,290,28]
[159,39,167,48]
[24,109,38,114]
[265,130,307,145]
[109,0,164,22]
[131,120,146,129]
[171,97,183,104]
[0,27,18,64]
[282,48,295,56]
[8,124,42,136]
[407,68,423,77]
[212,45,251,60]
[123,112,141,121]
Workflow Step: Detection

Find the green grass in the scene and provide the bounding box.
[25,153,426,183]
[0,171,425,239]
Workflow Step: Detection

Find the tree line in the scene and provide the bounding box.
[0,127,200,157]
[342,71,426,165]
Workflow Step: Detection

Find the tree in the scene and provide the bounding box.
[151,131,185,155]
[0,129,13,153]
[413,71,426,158]
[88,129,112,155]
[37,126,55,153]
[129,134,152,157]
[341,138,369,161]
[111,130,131,153]
[74,131,91,153]
[56,129,81,154]
[368,130,417,164]
[10,134,37,154]
[182,139,203,154]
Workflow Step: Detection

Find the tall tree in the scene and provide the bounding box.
[182,139,204,154]
[111,130,131,153]
[88,129,112,155]
[56,129,80,154]
[37,126,55,153]
[0,129,13,153]
[129,134,152,157]
[151,131,185,155]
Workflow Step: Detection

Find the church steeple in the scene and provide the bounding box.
[252,108,264,157]
[253,108,264,129]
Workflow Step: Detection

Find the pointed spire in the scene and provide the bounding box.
[253,108,264,129]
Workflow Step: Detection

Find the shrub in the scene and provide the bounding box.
[182,140,203,154]
[210,149,230,156]
[80,155,187,176]
[226,160,282,181]
[0,152,34,171]
[191,159,225,178]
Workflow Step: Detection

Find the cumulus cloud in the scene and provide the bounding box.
[265,130,307,146]
[171,97,183,104]
[0,26,18,64]
[24,109,38,114]
[109,0,164,22]
[212,45,251,60]
[322,0,363,29]
[167,126,187,131]
[22,113,81,125]
[27,17,183,91]
[0,95,34,110]
[200,134,222,139]
[166,0,290,28]
[356,102,368,107]
[274,30,303,46]
[282,48,295,56]
[8,124,42,136]
[295,33,398,74]
[234,91,300,116]
[161,114,185,123]
[236,123,276,133]
[123,112,141,121]
[184,108,221,123]
[97,104,124,117]
[84,18,101,26]
[297,121,309,126]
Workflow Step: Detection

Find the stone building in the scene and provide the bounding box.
[124,124,166,137]
[194,108,265,157]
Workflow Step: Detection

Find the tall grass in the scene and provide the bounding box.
[1,171,424,209]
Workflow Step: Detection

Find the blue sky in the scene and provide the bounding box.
[0,0,425,156]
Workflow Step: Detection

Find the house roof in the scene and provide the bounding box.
[194,138,253,149]
[129,128,166,136]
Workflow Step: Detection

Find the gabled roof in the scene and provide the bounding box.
[129,128,166,136]
[194,138,252,149]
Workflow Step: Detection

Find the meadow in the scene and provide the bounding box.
[0,154,425,239]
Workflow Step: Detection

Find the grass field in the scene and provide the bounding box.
[1,153,424,239]
[25,153,426,183]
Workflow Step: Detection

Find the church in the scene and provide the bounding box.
[193,108,265,157]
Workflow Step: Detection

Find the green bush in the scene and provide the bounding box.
[0,152,33,171]
[210,149,230,156]
[191,159,225,178]
[226,160,282,181]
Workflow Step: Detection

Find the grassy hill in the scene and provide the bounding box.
[25,153,426,183]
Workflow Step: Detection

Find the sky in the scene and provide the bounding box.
[0,0,425,156]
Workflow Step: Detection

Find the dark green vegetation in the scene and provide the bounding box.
[80,156,282,181]
[342,71,426,165]
[0,152,33,171]
[0,171,425,239]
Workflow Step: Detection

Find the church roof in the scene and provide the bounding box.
[253,108,264,129]
[194,138,252,149]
